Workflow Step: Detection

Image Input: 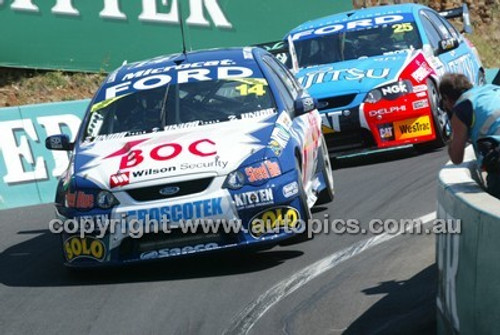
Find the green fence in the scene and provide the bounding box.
[0,0,352,72]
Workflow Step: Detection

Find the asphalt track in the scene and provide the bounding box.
[0,147,448,335]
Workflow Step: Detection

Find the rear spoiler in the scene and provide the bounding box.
[439,4,473,34]
[254,41,289,55]
[253,37,299,73]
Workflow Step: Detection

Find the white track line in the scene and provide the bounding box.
[223,212,437,335]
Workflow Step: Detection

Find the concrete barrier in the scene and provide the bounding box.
[437,146,500,334]
[0,99,88,209]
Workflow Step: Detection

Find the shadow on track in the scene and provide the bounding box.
[331,147,444,170]
[0,229,303,287]
[344,264,437,335]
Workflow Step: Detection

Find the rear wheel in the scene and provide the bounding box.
[414,79,449,153]
[315,136,334,205]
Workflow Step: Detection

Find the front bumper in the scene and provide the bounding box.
[320,93,436,154]
[59,169,307,267]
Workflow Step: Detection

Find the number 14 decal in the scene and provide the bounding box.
[235,83,266,96]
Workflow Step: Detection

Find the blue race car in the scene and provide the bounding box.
[45,47,334,267]
[282,3,483,154]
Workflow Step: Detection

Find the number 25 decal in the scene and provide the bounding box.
[392,23,413,33]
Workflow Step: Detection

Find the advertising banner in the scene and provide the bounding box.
[0,0,352,72]
[0,100,88,209]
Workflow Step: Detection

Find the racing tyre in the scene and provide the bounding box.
[279,159,313,246]
[315,135,335,205]
[414,79,449,153]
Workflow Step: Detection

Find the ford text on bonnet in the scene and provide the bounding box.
[45,48,334,267]
[282,3,483,154]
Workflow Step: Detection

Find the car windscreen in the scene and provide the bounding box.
[294,22,422,68]
[83,78,276,141]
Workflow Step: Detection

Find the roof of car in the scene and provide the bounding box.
[288,3,428,36]
[94,47,267,104]
[112,47,259,77]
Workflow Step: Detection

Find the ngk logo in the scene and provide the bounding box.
[110,172,130,188]
[106,138,217,170]
[381,81,408,96]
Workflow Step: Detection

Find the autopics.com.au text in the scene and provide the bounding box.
[49,214,460,239]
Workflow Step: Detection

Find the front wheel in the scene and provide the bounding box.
[279,159,312,246]
[414,79,449,153]
[315,135,335,205]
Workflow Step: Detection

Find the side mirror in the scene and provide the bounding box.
[437,38,459,54]
[294,96,317,116]
[45,134,73,151]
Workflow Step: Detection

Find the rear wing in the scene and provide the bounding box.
[254,41,288,56]
[253,37,299,73]
[439,4,473,34]
[253,41,291,67]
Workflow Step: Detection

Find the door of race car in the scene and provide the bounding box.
[261,55,319,190]
[419,9,479,84]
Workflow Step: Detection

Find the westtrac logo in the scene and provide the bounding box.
[398,121,430,134]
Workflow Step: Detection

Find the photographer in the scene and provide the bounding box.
[439,72,500,198]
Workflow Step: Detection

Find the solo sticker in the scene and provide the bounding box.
[64,236,107,262]
[249,206,300,238]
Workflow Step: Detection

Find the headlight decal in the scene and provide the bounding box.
[244,160,281,183]
[64,189,119,210]
[223,158,282,189]
[65,190,94,210]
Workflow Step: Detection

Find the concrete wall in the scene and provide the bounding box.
[0,100,88,209]
[436,146,500,334]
